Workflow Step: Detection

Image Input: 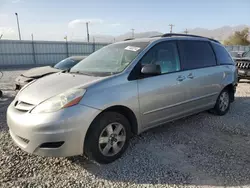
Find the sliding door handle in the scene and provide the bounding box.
[177,75,185,82]
[187,73,194,79]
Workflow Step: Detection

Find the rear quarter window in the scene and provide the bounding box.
[212,43,235,65]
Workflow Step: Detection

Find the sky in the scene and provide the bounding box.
[0,0,250,41]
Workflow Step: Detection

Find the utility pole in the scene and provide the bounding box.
[0,34,3,39]
[64,35,68,42]
[31,33,34,41]
[15,13,22,40]
[169,24,174,33]
[131,29,135,38]
[184,28,188,34]
[86,22,90,42]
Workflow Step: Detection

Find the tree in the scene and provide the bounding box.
[224,28,250,45]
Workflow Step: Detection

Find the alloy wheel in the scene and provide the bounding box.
[98,122,126,157]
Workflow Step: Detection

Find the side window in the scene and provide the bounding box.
[212,43,235,65]
[178,40,217,70]
[140,42,180,74]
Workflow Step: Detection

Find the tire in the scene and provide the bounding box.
[211,89,230,116]
[84,112,131,164]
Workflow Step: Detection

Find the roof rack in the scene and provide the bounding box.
[161,33,220,43]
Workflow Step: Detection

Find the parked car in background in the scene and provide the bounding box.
[15,56,86,90]
[235,50,250,82]
[7,34,237,164]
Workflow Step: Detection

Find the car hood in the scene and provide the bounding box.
[17,72,107,105]
[22,66,60,78]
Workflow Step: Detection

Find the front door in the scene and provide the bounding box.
[137,41,191,129]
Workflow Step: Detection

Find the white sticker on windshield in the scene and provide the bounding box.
[125,46,141,52]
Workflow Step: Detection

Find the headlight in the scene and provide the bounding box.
[31,88,86,114]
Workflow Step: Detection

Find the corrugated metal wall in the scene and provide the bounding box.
[0,40,109,67]
[0,40,250,67]
[225,45,250,52]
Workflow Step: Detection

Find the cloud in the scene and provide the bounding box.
[12,0,21,3]
[68,19,103,28]
[0,27,16,39]
[110,23,121,27]
[0,27,15,34]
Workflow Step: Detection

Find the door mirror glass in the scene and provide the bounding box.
[141,64,161,75]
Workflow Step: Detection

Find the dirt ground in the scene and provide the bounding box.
[1,69,250,188]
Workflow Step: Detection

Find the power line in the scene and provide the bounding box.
[169,24,174,33]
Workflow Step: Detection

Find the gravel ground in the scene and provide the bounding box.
[1,69,250,188]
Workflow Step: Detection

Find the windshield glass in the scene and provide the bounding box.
[54,58,81,70]
[243,50,250,58]
[230,51,239,58]
[70,42,149,75]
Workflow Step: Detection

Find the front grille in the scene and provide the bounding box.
[17,135,30,144]
[236,61,250,69]
[14,100,35,112]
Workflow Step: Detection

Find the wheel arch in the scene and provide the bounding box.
[84,105,139,150]
[100,105,139,135]
[222,83,236,102]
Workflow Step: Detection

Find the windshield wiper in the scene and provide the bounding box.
[69,71,119,77]
[69,71,96,76]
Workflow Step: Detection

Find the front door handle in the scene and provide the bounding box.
[177,75,185,82]
[187,73,194,79]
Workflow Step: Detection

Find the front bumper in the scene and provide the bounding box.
[238,69,250,79]
[7,101,101,157]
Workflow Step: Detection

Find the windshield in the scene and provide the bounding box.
[243,50,250,58]
[70,42,149,75]
[230,51,239,58]
[54,58,82,70]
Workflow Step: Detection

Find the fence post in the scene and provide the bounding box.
[92,42,95,53]
[31,40,36,65]
[66,41,69,57]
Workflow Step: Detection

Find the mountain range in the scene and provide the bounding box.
[74,25,249,43]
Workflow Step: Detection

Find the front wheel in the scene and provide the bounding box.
[211,89,230,116]
[84,112,131,164]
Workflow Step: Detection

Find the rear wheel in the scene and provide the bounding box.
[84,112,131,164]
[211,89,230,116]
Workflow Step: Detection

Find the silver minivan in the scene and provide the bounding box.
[7,34,237,163]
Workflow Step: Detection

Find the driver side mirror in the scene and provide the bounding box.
[141,64,161,75]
